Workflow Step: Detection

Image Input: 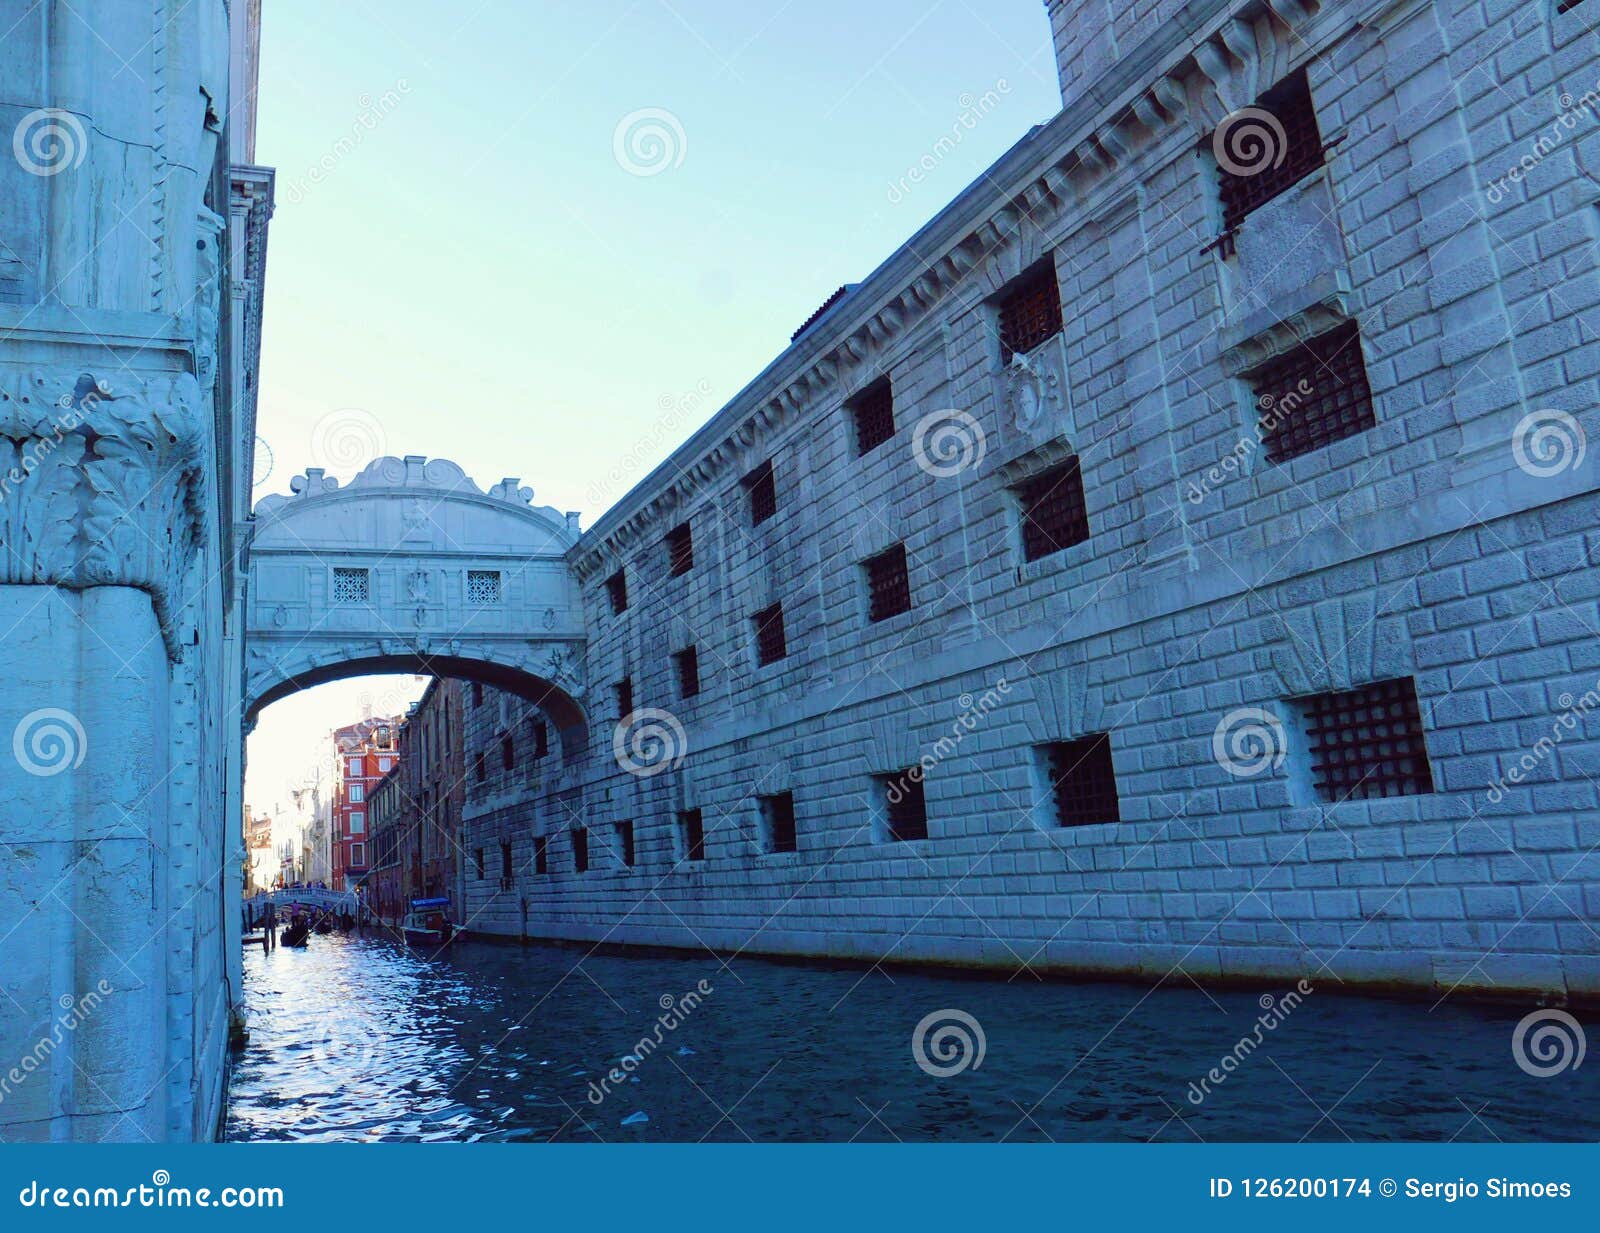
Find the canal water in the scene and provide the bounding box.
[226,934,1598,1142]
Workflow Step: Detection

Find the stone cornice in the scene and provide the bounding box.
[571,0,1340,582]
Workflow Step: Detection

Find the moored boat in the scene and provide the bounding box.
[401,897,462,947]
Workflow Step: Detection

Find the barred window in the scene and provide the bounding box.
[528,717,549,760]
[534,834,548,875]
[1251,321,1376,462]
[332,567,369,604]
[1301,677,1434,802]
[616,820,636,867]
[615,677,634,718]
[474,752,486,782]
[997,264,1063,362]
[864,543,912,622]
[881,772,928,842]
[675,646,701,699]
[605,568,628,614]
[744,459,777,526]
[467,569,502,604]
[472,682,484,707]
[500,732,515,771]
[678,808,706,863]
[474,848,485,880]
[1214,70,1326,234]
[572,827,589,874]
[753,602,787,666]
[760,791,797,854]
[849,378,896,455]
[665,522,694,576]
[500,840,512,881]
[1043,735,1120,827]
[1016,458,1090,562]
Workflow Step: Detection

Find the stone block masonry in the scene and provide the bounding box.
[461,0,1600,1003]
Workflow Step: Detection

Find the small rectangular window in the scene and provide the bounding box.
[744,459,777,526]
[616,820,636,867]
[997,264,1063,362]
[474,848,485,879]
[472,682,484,707]
[572,827,589,874]
[864,543,912,622]
[1016,458,1090,562]
[759,791,797,854]
[1042,734,1121,827]
[1213,70,1326,234]
[1300,677,1434,802]
[348,784,365,803]
[534,834,549,875]
[881,772,928,842]
[665,522,694,576]
[675,646,701,699]
[606,569,629,614]
[474,752,486,782]
[332,567,369,604]
[500,732,515,771]
[1250,321,1376,463]
[615,677,634,717]
[849,378,895,455]
[467,569,502,604]
[500,840,513,880]
[678,808,706,863]
[348,811,365,833]
[753,602,787,666]
[529,718,549,760]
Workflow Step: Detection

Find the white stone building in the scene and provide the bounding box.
[461,0,1600,1004]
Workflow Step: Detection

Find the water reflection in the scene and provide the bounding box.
[227,934,1598,1142]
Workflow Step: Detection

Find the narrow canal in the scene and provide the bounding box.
[226,934,1597,1142]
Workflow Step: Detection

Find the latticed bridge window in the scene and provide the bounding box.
[1300,677,1434,802]
[1016,458,1090,562]
[996,263,1063,363]
[467,569,502,604]
[332,567,369,604]
[1042,734,1120,827]
[1250,321,1376,462]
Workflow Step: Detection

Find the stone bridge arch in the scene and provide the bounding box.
[245,456,589,745]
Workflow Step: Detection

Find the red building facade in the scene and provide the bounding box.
[330,716,401,891]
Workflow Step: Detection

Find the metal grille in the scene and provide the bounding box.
[885,773,928,842]
[762,792,797,854]
[467,569,501,604]
[851,379,896,455]
[997,265,1063,362]
[572,827,588,873]
[675,646,701,698]
[666,522,694,575]
[615,678,633,717]
[1252,321,1376,462]
[534,834,548,874]
[1215,70,1326,234]
[753,602,787,666]
[745,459,777,526]
[1302,677,1434,802]
[1017,458,1090,561]
[1045,734,1121,827]
[865,543,911,622]
[617,820,635,867]
[679,808,706,862]
[332,567,369,604]
[606,569,628,614]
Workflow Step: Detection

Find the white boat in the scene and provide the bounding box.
[401,897,462,947]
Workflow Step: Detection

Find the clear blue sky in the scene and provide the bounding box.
[245,0,1063,812]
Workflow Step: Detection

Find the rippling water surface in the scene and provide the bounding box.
[226,934,1598,1142]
